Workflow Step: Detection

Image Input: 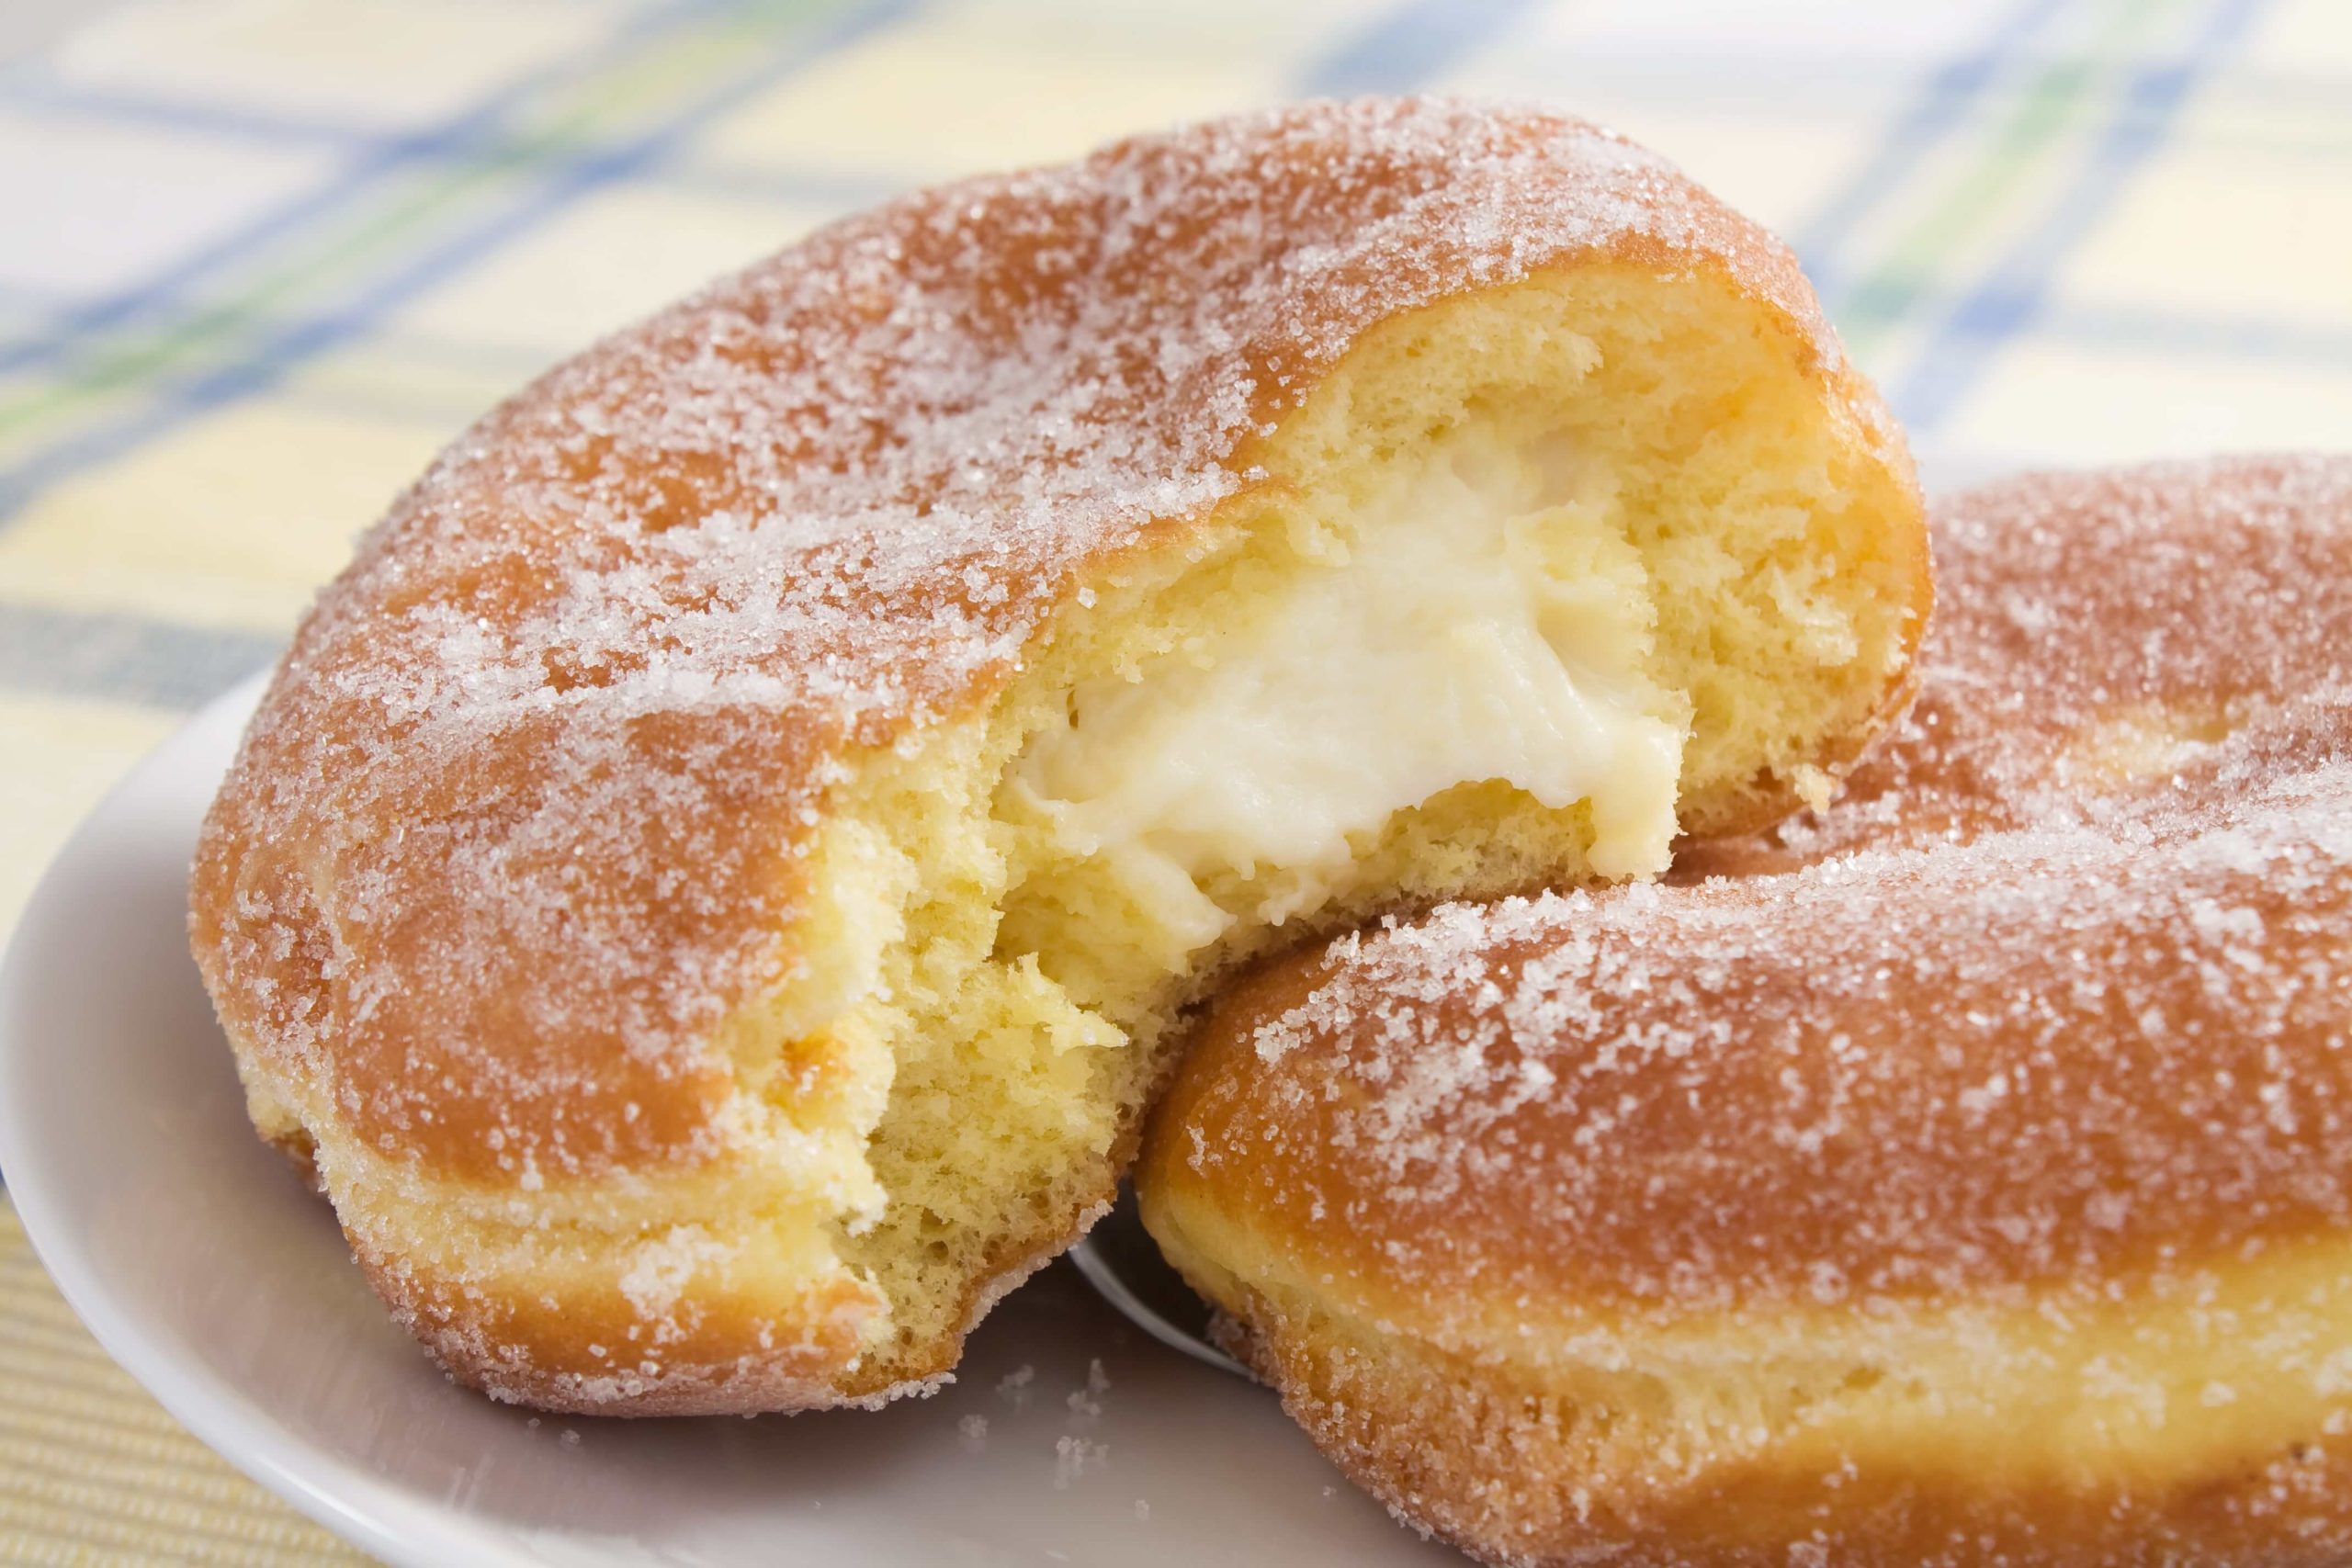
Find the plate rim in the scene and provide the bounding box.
[0,670,540,1568]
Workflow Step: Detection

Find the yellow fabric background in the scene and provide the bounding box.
[3,0,2346,1559]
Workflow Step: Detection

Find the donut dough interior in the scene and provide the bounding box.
[753,265,1921,1393]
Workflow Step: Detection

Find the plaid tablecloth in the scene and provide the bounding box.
[3,0,2347,1560]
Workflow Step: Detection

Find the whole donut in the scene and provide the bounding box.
[1138,456,2352,1566]
[187,98,1928,1413]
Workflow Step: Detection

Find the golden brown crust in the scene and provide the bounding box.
[188,96,1894,1191]
[1141,455,2352,1565]
[1229,1297,2352,1568]
[359,1245,884,1416]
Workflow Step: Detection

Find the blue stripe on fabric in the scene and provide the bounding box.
[0,0,918,525]
[1792,0,2069,311]
[0,602,281,709]
[0,0,737,378]
[1890,0,2269,433]
[1299,0,1541,96]
[1,75,907,217]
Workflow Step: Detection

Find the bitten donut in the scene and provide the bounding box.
[1137,455,2352,1565]
[189,97,1928,1415]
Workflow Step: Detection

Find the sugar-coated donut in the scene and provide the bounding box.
[1137,455,2352,1565]
[188,97,1928,1415]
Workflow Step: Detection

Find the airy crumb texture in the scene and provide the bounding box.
[190,97,1923,1414]
[1140,454,2352,1567]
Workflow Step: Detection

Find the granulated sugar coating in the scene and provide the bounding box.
[188,96,1848,1182]
[1137,455,2352,1567]
[1203,454,2352,1311]
[183,91,1933,1418]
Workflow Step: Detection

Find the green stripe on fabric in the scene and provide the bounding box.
[0,0,852,450]
[1836,0,2175,358]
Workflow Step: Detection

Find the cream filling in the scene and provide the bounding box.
[1010,433,1685,955]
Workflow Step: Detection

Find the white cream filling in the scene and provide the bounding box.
[1010,432,1685,954]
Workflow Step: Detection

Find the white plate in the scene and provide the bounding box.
[0,674,1459,1567]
